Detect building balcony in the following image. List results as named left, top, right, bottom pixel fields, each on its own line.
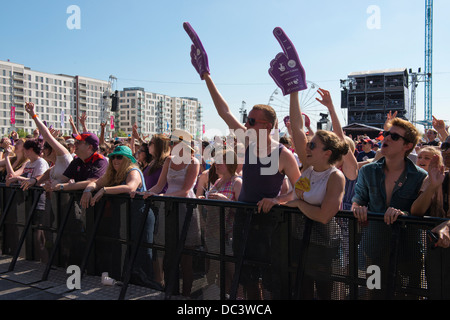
left=12, top=73, right=24, bottom=80
left=12, top=81, right=24, bottom=88
left=14, top=112, right=25, bottom=120
left=14, top=98, right=25, bottom=105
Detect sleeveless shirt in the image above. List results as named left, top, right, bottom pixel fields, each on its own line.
left=238, top=142, right=285, bottom=203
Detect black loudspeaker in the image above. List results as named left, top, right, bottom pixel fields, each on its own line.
left=341, top=89, right=348, bottom=108
left=111, top=90, right=119, bottom=112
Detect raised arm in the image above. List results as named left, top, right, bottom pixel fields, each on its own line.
left=25, top=102, right=69, bottom=157
left=99, top=121, right=107, bottom=145
left=316, top=89, right=358, bottom=180
left=203, top=74, right=245, bottom=132
left=79, top=112, right=88, bottom=133
left=69, top=115, right=79, bottom=136
left=289, top=91, right=309, bottom=168
left=410, top=155, right=444, bottom=216
left=432, top=115, right=448, bottom=142
left=268, top=27, right=309, bottom=168
left=183, top=22, right=245, bottom=133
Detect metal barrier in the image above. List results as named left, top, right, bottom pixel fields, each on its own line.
left=0, top=183, right=449, bottom=300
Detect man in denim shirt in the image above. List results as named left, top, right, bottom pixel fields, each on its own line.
left=352, top=118, right=427, bottom=221
left=351, top=117, right=427, bottom=298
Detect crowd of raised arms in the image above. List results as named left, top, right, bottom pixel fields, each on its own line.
left=0, top=23, right=448, bottom=300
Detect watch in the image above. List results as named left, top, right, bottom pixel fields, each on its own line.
left=59, top=184, right=64, bottom=191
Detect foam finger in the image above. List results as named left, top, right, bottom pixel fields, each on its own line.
left=273, top=27, right=298, bottom=60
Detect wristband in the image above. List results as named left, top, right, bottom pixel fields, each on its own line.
left=32, top=114, right=38, bottom=119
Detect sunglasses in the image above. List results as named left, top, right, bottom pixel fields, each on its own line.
left=441, top=142, right=450, bottom=152
left=246, top=117, right=270, bottom=127
left=111, top=155, right=124, bottom=160
left=383, top=131, right=408, bottom=142
left=307, top=141, right=318, bottom=150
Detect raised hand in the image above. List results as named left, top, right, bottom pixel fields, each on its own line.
left=432, top=115, right=446, bottom=132
left=384, top=110, right=398, bottom=131
left=25, top=102, right=35, bottom=116
left=79, top=112, right=87, bottom=125
left=183, top=22, right=210, bottom=80
left=316, top=88, right=334, bottom=109
left=269, top=27, right=307, bottom=95
left=428, top=154, right=445, bottom=189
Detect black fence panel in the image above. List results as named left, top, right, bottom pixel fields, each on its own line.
left=0, top=184, right=448, bottom=300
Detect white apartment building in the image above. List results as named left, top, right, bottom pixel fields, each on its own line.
left=0, top=60, right=111, bottom=137
left=118, top=87, right=203, bottom=139
left=0, top=60, right=203, bottom=140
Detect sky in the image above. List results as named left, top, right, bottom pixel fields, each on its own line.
left=1, top=0, right=449, bottom=138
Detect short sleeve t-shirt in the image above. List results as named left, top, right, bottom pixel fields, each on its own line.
left=50, top=153, right=73, bottom=186
left=63, top=152, right=108, bottom=182
left=22, top=157, right=50, bottom=211
left=22, top=157, right=49, bottom=179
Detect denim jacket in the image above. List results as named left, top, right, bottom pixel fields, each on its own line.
left=352, top=157, right=427, bottom=213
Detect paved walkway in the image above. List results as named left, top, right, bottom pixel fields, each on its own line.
left=0, top=254, right=169, bottom=300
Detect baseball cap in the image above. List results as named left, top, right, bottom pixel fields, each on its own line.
left=66, top=138, right=75, bottom=145
left=108, top=145, right=137, bottom=163
left=363, top=138, right=374, bottom=146
left=72, top=132, right=99, bottom=151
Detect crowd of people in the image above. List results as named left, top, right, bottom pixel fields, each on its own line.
left=0, top=24, right=449, bottom=300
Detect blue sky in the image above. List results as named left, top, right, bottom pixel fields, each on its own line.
left=1, top=0, right=449, bottom=137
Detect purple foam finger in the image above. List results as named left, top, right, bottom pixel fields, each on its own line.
left=183, top=22, right=210, bottom=79
left=268, top=27, right=307, bottom=95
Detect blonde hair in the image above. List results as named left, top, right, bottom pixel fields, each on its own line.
left=344, top=136, right=356, bottom=153
left=103, top=157, right=137, bottom=187
left=418, top=146, right=443, bottom=167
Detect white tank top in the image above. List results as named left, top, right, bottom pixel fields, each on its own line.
left=295, top=166, right=338, bottom=206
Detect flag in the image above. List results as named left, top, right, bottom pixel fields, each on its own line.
left=10, top=106, right=15, bottom=125
left=61, top=110, right=65, bottom=128
left=110, top=116, right=114, bottom=130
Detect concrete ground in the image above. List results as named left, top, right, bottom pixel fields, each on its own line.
left=0, top=254, right=169, bottom=300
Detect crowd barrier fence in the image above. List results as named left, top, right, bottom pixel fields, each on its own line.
left=0, top=184, right=449, bottom=300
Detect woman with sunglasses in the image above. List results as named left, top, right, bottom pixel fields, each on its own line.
left=143, top=129, right=201, bottom=297
left=284, top=89, right=348, bottom=300
left=81, top=145, right=155, bottom=286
